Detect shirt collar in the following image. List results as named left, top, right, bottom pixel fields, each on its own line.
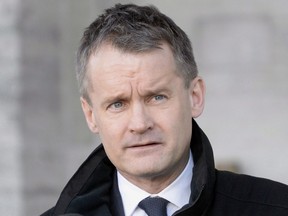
left=118, top=151, right=193, bottom=216
left=117, top=172, right=150, bottom=216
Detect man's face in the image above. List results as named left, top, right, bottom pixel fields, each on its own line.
left=81, top=43, right=205, bottom=189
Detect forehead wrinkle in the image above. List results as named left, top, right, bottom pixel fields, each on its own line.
left=91, top=58, right=138, bottom=87
left=136, top=67, right=179, bottom=97
left=88, top=44, right=141, bottom=82
left=105, top=77, right=133, bottom=96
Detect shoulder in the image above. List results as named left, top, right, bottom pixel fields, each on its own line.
left=214, top=170, right=288, bottom=210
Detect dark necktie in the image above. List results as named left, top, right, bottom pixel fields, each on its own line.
left=138, top=196, right=169, bottom=216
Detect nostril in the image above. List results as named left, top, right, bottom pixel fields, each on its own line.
left=129, top=122, right=153, bottom=134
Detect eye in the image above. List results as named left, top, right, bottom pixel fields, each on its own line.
left=154, top=95, right=165, bottom=101
left=108, top=101, right=124, bottom=111
left=149, top=94, right=167, bottom=104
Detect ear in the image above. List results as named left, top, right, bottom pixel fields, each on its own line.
left=189, top=76, right=206, bottom=118
left=80, top=97, right=99, bottom=133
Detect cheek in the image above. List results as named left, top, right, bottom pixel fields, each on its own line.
left=96, top=116, right=127, bottom=148
left=99, top=129, right=122, bottom=163
left=168, top=100, right=192, bottom=139
left=95, top=110, right=126, bottom=134
left=98, top=126, right=121, bottom=146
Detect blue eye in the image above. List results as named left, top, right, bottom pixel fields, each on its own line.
left=112, top=102, right=123, bottom=108
left=154, top=95, right=165, bottom=100
left=108, top=101, right=124, bottom=111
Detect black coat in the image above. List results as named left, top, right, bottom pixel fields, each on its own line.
left=41, top=120, right=288, bottom=215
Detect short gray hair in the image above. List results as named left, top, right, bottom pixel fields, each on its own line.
left=76, top=3, right=198, bottom=104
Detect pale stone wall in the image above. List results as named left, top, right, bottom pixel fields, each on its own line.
left=0, top=0, right=22, bottom=215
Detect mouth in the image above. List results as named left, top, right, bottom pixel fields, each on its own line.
left=128, top=142, right=162, bottom=149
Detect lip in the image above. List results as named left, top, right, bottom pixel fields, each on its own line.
left=128, top=142, right=162, bottom=149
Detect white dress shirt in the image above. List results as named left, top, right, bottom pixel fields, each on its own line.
left=117, top=151, right=193, bottom=216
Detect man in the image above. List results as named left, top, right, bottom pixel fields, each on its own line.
left=42, top=3, right=288, bottom=216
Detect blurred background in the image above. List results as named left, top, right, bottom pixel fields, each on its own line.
left=1, top=0, right=288, bottom=215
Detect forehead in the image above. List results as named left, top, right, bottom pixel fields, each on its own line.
left=86, top=43, right=178, bottom=85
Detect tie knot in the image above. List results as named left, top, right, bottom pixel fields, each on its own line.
left=138, top=196, right=169, bottom=216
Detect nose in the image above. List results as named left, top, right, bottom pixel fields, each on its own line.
left=128, top=102, right=154, bottom=134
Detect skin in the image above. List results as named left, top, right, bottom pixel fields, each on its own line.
left=81, top=43, right=205, bottom=194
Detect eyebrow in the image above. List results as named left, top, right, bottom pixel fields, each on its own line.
left=100, top=93, right=130, bottom=108
left=139, top=77, right=175, bottom=95
left=139, top=87, right=172, bottom=97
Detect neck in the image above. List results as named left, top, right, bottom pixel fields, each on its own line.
left=118, top=151, right=190, bottom=194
